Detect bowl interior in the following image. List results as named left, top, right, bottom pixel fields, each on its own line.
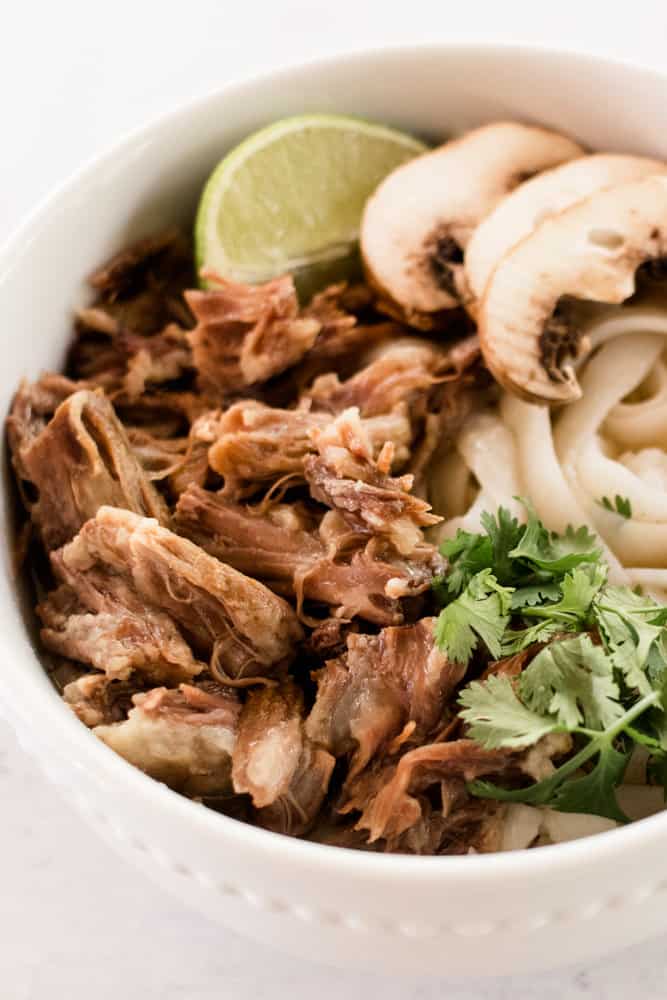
left=4, top=42, right=667, bottom=860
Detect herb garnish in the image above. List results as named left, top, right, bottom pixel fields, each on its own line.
left=434, top=503, right=667, bottom=821
left=599, top=494, right=633, bottom=518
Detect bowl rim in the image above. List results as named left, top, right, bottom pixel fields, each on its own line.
left=4, top=38, right=667, bottom=882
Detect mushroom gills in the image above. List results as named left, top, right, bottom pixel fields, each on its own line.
left=479, top=174, right=667, bottom=403
left=360, top=121, right=585, bottom=330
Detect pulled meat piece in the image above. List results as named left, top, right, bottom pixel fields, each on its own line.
left=207, top=400, right=411, bottom=499
left=89, top=230, right=185, bottom=296
left=305, top=619, right=465, bottom=780
left=69, top=322, right=192, bottom=399
left=342, top=734, right=571, bottom=848
left=185, top=271, right=320, bottom=399
left=40, top=583, right=204, bottom=684
left=304, top=338, right=445, bottom=417
left=175, top=487, right=441, bottom=625
left=83, top=228, right=193, bottom=336
left=277, top=321, right=400, bottom=402
left=207, top=401, right=321, bottom=497
left=44, top=506, right=303, bottom=682
left=126, top=429, right=188, bottom=479
left=175, top=489, right=323, bottom=591
left=115, top=389, right=209, bottom=439
left=393, top=798, right=506, bottom=855
left=7, top=387, right=169, bottom=549
left=122, top=325, right=192, bottom=399
left=342, top=741, right=513, bottom=843
left=95, top=682, right=240, bottom=796
left=186, top=275, right=391, bottom=405
left=232, top=680, right=334, bottom=835
left=63, top=672, right=144, bottom=727
left=163, top=410, right=221, bottom=497
left=302, top=336, right=487, bottom=499
left=305, top=407, right=441, bottom=555
left=301, top=618, right=357, bottom=661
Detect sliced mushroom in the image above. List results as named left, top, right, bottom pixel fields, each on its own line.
left=479, top=174, right=667, bottom=403
left=360, top=122, right=584, bottom=329
left=466, top=153, right=667, bottom=302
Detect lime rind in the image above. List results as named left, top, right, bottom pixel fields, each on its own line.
left=194, top=113, right=426, bottom=297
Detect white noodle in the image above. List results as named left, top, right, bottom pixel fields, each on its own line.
left=438, top=307, right=667, bottom=585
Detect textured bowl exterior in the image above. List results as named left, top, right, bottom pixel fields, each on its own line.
left=3, top=44, right=667, bottom=976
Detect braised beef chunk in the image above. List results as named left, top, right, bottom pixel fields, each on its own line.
left=341, top=735, right=570, bottom=850
left=304, top=338, right=443, bottom=416
left=83, top=228, right=193, bottom=336
left=207, top=401, right=326, bottom=497
left=206, top=399, right=412, bottom=500
left=39, top=581, right=204, bottom=685
left=304, top=407, right=441, bottom=555
left=8, top=388, right=169, bottom=549
left=306, top=619, right=465, bottom=780
left=95, top=682, right=240, bottom=796
left=125, top=326, right=192, bottom=397
left=63, top=672, right=146, bottom=727
left=232, top=680, right=335, bottom=835
left=9, top=228, right=516, bottom=855
left=43, top=506, right=302, bottom=682
left=175, top=487, right=441, bottom=624
left=185, top=272, right=321, bottom=399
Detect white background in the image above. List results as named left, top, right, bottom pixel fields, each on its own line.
left=3, top=2, right=667, bottom=996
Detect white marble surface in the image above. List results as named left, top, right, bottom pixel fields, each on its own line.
left=4, top=2, right=667, bottom=995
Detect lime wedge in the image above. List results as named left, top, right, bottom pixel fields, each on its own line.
left=194, top=113, right=427, bottom=299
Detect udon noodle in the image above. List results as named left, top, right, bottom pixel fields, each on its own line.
left=433, top=307, right=667, bottom=602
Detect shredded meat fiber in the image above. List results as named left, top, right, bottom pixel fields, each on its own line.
left=9, top=230, right=512, bottom=854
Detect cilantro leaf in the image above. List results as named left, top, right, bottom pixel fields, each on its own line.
left=595, top=586, right=667, bottom=695
left=469, top=740, right=630, bottom=821
left=434, top=502, right=667, bottom=825
left=510, top=582, right=561, bottom=609
left=599, top=495, right=632, bottom=519
left=469, top=686, right=661, bottom=819
left=458, top=674, right=558, bottom=749
left=548, top=744, right=630, bottom=822
left=595, top=605, right=653, bottom=696
left=434, top=569, right=513, bottom=663
left=519, top=564, right=607, bottom=627
left=501, top=620, right=560, bottom=655
left=509, top=502, right=600, bottom=575
left=520, top=635, right=623, bottom=731
left=438, top=530, right=492, bottom=597
left=479, top=507, right=524, bottom=584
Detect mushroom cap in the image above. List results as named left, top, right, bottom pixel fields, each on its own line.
left=479, top=174, right=667, bottom=404
left=360, top=122, right=584, bottom=330
left=466, top=153, right=667, bottom=302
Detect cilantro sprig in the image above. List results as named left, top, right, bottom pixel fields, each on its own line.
left=434, top=503, right=667, bottom=822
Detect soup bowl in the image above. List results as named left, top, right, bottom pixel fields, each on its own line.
left=3, top=43, right=667, bottom=977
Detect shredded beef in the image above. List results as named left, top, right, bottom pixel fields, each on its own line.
left=185, top=271, right=321, bottom=399
left=305, top=619, right=465, bottom=780
left=42, top=506, right=302, bottom=682
left=8, top=388, right=169, bottom=549
left=341, top=734, right=570, bottom=848
left=232, top=680, right=334, bottom=835
left=304, top=407, right=441, bottom=554
left=95, top=682, right=240, bottom=796
left=82, top=228, right=193, bottom=336
left=63, top=672, right=145, bottom=727
left=8, top=229, right=526, bottom=856
left=207, top=399, right=412, bottom=499
left=175, top=486, right=441, bottom=624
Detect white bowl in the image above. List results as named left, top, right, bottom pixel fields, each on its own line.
left=3, top=43, right=667, bottom=978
